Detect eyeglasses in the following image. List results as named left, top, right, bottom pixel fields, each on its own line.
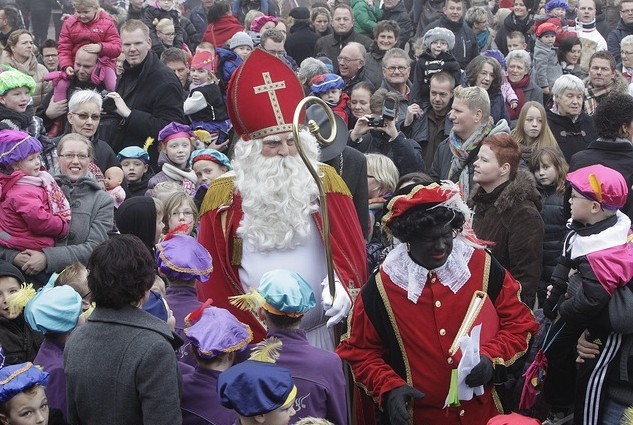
left=337, top=56, right=362, bottom=64
left=71, top=112, right=101, bottom=121
left=384, top=65, right=408, bottom=73
left=81, top=290, right=91, bottom=301
left=59, top=153, right=90, bottom=160
left=159, top=31, right=176, bottom=37
left=622, top=50, right=633, bottom=56
left=171, top=210, right=194, bottom=217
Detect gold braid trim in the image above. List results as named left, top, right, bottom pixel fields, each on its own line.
left=200, top=175, right=235, bottom=216
left=187, top=326, right=254, bottom=357
left=156, top=244, right=213, bottom=276
left=319, top=163, right=351, bottom=197
left=0, top=363, right=33, bottom=385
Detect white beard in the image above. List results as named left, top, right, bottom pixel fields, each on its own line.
left=234, top=131, right=321, bottom=252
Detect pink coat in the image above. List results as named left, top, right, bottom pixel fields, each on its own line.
left=58, top=10, right=122, bottom=70
left=0, top=173, right=69, bottom=251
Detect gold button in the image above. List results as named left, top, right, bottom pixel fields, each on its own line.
left=447, top=357, right=453, bottom=364
left=435, top=300, right=441, bottom=308
left=439, top=329, right=446, bottom=336
left=459, top=409, right=465, bottom=416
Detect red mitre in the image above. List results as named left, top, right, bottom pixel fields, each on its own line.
left=226, top=48, right=305, bottom=141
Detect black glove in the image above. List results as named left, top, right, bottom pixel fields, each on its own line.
left=543, top=275, right=568, bottom=320
left=385, top=385, right=425, bottom=425
left=465, top=355, right=493, bottom=387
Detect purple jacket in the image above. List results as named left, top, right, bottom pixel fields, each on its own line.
left=166, top=285, right=203, bottom=367
left=33, top=337, right=67, bottom=418
left=180, top=365, right=237, bottom=425
left=268, top=328, right=348, bottom=425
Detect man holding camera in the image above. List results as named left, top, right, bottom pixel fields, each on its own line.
left=349, top=89, right=425, bottom=175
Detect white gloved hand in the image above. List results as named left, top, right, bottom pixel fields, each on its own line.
left=321, top=276, right=352, bottom=328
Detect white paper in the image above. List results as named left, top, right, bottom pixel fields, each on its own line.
left=456, top=324, right=484, bottom=401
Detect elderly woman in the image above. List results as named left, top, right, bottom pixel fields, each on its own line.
left=558, top=34, right=587, bottom=80
left=546, top=74, right=598, bottom=162
left=619, top=35, right=633, bottom=94
left=465, top=7, right=494, bottom=51
left=364, top=20, right=400, bottom=88
left=311, top=6, right=332, bottom=37
left=465, top=55, right=512, bottom=125
left=54, top=90, right=119, bottom=178
left=568, top=93, right=633, bottom=219
left=64, top=235, right=182, bottom=424
left=505, top=49, right=543, bottom=123
left=470, top=133, right=544, bottom=308
left=0, top=133, right=114, bottom=277
left=338, top=181, right=538, bottom=424
left=297, top=57, right=328, bottom=94
left=429, top=85, right=510, bottom=200
left=0, top=29, right=51, bottom=108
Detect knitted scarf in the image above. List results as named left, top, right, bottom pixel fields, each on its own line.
left=162, top=163, right=197, bottom=196
left=16, top=171, right=71, bottom=221
left=509, top=74, right=531, bottom=120
left=584, top=78, right=614, bottom=116
left=448, top=117, right=494, bottom=199
left=475, top=29, right=490, bottom=51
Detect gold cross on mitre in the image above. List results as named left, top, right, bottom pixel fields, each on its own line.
left=253, top=72, right=286, bottom=126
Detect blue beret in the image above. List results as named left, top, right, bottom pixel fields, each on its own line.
left=0, top=362, right=48, bottom=403
left=142, top=290, right=169, bottom=322
left=190, top=148, right=232, bottom=170
left=24, top=285, right=82, bottom=334
left=219, top=361, right=296, bottom=417
left=259, top=270, right=316, bottom=317
left=117, top=146, right=150, bottom=164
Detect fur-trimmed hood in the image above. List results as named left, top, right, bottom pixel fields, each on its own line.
left=471, top=168, right=542, bottom=214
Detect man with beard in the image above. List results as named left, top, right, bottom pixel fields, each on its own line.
left=197, top=48, right=367, bottom=351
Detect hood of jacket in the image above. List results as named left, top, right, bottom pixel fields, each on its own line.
left=481, top=168, right=543, bottom=214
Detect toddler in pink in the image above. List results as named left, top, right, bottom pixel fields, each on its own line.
left=0, top=130, right=71, bottom=250
left=51, top=0, right=121, bottom=102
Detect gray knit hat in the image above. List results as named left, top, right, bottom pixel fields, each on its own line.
left=423, top=27, right=455, bottom=50
left=229, top=31, right=254, bottom=50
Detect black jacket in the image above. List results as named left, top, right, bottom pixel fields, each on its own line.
left=495, top=12, right=534, bottom=55
left=569, top=138, right=633, bottom=221
left=536, top=183, right=567, bottom=294
left=285, top=21, right=320, bottom=65
left=381, top=0, right=413, bottom=49
left=546, top=109, right=598, bottom=163
left=608, top=19, right=633, bottom=64
left=314, top=29, right=372, bottom=73
left=352, top=129, right=425, bottom=175
left=424, top=15, right=479, bottom=69
left=112, top=52, right=185, bottom=168
left=0, top=314, right=43, bottom=365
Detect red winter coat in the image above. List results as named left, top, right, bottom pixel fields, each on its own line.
left=58, top=10, right=122, bottom=70
left=202, top=15, right=243, bottom=48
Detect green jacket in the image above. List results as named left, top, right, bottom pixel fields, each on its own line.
left=352, top=0, right=383, bottom=37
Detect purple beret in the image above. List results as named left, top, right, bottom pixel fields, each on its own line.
left=155, top=234, right=213, bottom=282
left=158, top=122, right=193, bottom=144
left=184, top=305, right=252, bottom=359
left=0, top=129, right=42, bottom=168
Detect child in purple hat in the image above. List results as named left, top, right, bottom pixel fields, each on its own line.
left=542, top=164, right=633, bottom=421
left=157, top=231, right=212, bottom=366
left=180, top=303, right=252, bottom=425
left=145, top=122, right=198, bottom=197
left=0, top=129, right=71, bottom=255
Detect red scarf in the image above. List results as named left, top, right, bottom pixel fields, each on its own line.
left=509, top=74, right=531, bottom=120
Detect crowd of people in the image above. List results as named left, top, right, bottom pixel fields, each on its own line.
left=0, top=0, right=631, bottom=422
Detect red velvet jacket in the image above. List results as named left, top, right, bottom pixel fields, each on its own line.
left=197, top=165, right=368, bottom=341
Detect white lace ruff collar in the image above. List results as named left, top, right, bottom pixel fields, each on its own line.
left=382, top=238, right=474, bottom=303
